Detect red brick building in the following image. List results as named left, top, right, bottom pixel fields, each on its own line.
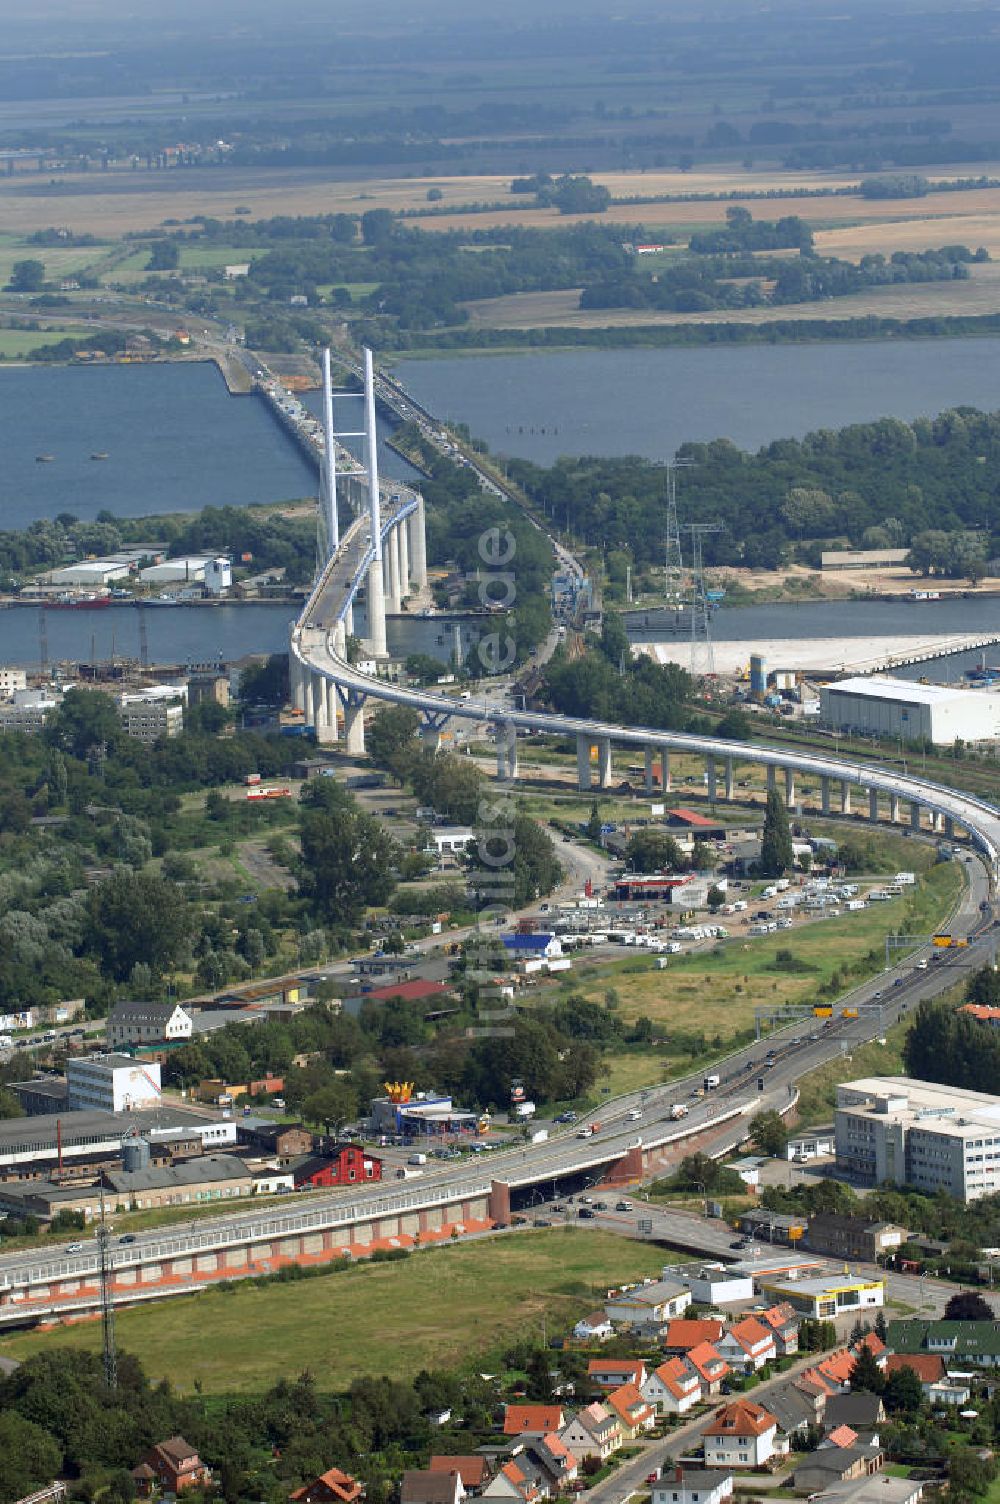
left=133, top=1437, right=210, bottom=1495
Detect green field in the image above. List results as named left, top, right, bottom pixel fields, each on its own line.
left=110, top=244, right=268, bottom=284
left=0, top=327, right=93, bottom=357
left=0, top=1229, right=667, bottom=1393
left=0, top=233, right=107, bottom=287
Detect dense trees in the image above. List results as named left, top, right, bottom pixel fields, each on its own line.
left=297, top=780, right=400, bottom=926
left=903, top=993, right=1000, bottom=1096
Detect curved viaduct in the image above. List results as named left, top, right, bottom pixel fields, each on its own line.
left=291, top=349, right=1000, bottom=882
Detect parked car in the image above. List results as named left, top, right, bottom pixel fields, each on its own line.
left=615, top=1200, right=631, bottom=1211
left=578, top=1207, right=596, bottom=1219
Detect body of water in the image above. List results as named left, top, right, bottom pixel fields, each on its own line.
left=0, top=602, right=481, bottom=671
left=394, top=339, right=1000, bottom=464
left=0, top=360, right=418, bottom=532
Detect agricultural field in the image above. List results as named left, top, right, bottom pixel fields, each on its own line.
left=0, top=326, right=93, bottom=357
left=110, top=243, right=271, bottom=285
left=0, top=1229, right=669, bottom=1392
left=0, top=231, right=108, bottom=287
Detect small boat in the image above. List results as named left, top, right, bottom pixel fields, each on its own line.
left=144, top=594, right=179, bottom=607
left=90, top=452, right=109, bottom=461
left=35, top=454, right=55, bottom=463
left=50, top=593, right=111, bottom=610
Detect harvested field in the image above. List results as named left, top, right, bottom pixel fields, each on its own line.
left=3, top=163, right=1000, bottom=236
left=461, top=260, right=1000, bottom=329
left=814, top=212, right=1000, bottom=261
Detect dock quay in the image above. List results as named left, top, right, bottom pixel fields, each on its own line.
left=638, top=632, right=1000, bottom=679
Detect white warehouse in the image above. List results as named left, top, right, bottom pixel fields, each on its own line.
left=820, top=675, right=1000, bottom=745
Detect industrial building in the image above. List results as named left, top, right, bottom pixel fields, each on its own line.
left=820, top=676, right=1000, bottom=745
left=0, top=1105, right=237, bottom=1174
left=836, top=1076, right=1000, bottom=1201
left=118, top=691, right=184, bottom=742
left=139, top=555, right=222, bottom=586
left=107, top=1001, right=193, bottom=1050
left=67, top=1054, right=162, bottom=1113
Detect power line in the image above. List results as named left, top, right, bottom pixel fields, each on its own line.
left=686, top=522, right=722, bottom=678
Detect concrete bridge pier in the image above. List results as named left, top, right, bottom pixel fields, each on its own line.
left=306, top=672, right=322, bottom=731
left=344, top=601, right=354, bottom=637
left=840, top=781, right=852, bottom=816
left=496, top=727, right=518, bottom=781
left=706, top=754, right=717, bottom=805
left=869, top=788, right=879, bottom=822
left=644, top=746, right=656, bottom=794
left=340, top=688, right=366, bottom=755
left=398, top=519, right=410, bottom=598
left=933, top=811, right=945, bottom=833
left=409, top=498, right=428, bottom=591
left=821, top=775, right=831, bottom=815
left=724, top=757, right=734, bottom=802
left=660, top=747, right=672, bottom=792
left=576, top=735, right=592, bottom=791
left=766, top=765, right=776, bottom=796
left=367, top=557, right=388, bottom=658
left=386, top=526, right=403, bottom=614
left=317, top=679, right=339, bottom=744
left=911, top=801, right=922, bottom=831
left=890, top=793, right=900, bottom=823
left=290, top=655, right=306, bottom=713
left=784, top=768, right=796, bottom=808
left=945, top=815, right=955, bottom=839
left=597, top=737, right=613, bottom=789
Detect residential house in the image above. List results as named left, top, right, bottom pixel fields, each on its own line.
left=715, top=1317, right=777, bottom=1373
left=642, top=1358, right=702, bottom=1417
left=702, top=1401, right=780, bottom=1470
left=684, top=1343, right=730, bottom=1397
left=824, top=1394, right=884, bottom=1448
left=289, top=1145, right=382, bottom=1188
left=527, top=1434, right=578, bottom=1493
left=883, top=1355, right=970, bottom=1406
left=400, top=1472, right=466, bottom=1504
left=886, top=1319, right=1000, bottom=1369
left=504, top=1405, right=566, bottom=1439
left=663, top=1318, right=724, bottom=1353
left=804, top=1215, right=906, bottom=1262
left=794, top=1449, right=883, bottom=1494
left=651, top=1468, right=734, bottom=1504
left=755, top=1304, right=800, bottom=1357
left=766, top=1377, right=825, bottom=1442
left=133, top=1437, right=211, bottom=1495
left=587, top=1358, right=647, bottom=1392
left=605, top=1278, right=692, bottom=1335
left=559, top=1402, right=621, bottom=1463
left=482, top=1458, right=546, bottom=1504
left=573, top=1311, right=613, bottom=1343
left=290, top=1469, right=364, bottom=1504
left=428, top=1460, right=492, bottom=1494
left=606, top=1382, right=656, bottom=1439
left=239, top=1121, right=314, bottom=1159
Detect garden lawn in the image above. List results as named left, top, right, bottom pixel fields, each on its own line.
left=0, top=1229, right=667, bottom=1393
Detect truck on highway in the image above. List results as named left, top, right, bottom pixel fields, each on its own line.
left=703, top=1074, right=720, bottom=1091
left=669, top=1103, right=689, bottom=1120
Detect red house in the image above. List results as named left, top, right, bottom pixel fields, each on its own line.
left=133, top=1437, right=210, bottom=1495
left=290, top=1145, right=382, bottom=1189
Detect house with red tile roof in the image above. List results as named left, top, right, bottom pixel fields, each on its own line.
left=559, top=1402, right=622, bottom=1463
left=504, top=1405, right=566, bottom=1438
left=133, top=1438, right=210, bottom=1495
left=683, top=1342, right=730, bottom=1396
left=528, top=1434, right=578, bottom=1492
left=642, top=1358, right=702, bottom=1417
left=663, top=1318, right=724, bottom=1353
left=587, top=1358, right=647, bottom=1392
left=429, top=1459, right=492, bottom=1493
left=290, top=1468, right=364, bottom=1504
left=573, top=1311, right=614, bottom=1343
left=825, top=1425, right=860, bottom=1449
left=481, top=1460, right=545, bottom=1504
left=884, top=1353, right=946, bottom=1389
left=756, top=1305, right=800, bottom=1357
left=856, top=1333, right=887, bottom=1363
left=606, top=1382, right=656, bottom=1439
left=715, top=1317, right=777, bottom=1373
left=703, top=1401, right=781, bottom=1470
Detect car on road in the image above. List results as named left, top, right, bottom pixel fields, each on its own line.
left=615, top=1200, right=632, bottom=1211
left=593, top=1200, right=608, bottom=1211
left=894, top=977, right=905, bottom=987
left=67, top=1242, right=84, bottom=1253
left=578, top=1207, right=596, bottom=1219
left=580, top=1195, right=594, bottom=1204
left=119, top=1234, right=136, bottom=1245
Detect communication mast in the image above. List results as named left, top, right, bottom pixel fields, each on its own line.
left=97, top=1188, right=117, bottom=1389
left=686, top=522, right=723, bottom=678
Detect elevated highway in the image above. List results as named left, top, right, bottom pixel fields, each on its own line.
left=1, top=347, right=997, bottom=1327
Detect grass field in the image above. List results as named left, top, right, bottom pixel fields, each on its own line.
left=0, top=327, right=92, bottom=356
left=0, top=233, right=107, bottom=286
left=0, top=1229, right=667, bottom=1393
